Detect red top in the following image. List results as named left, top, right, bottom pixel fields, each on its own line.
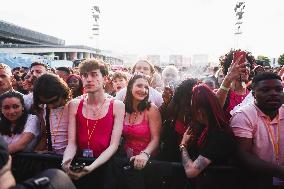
left=76, top=99, right=114, bottom=158
left=226, top=90, right=249, bottom=113
left=175, top=120, right=188, bottom=143
left=123, top=111, right=151, bottom=156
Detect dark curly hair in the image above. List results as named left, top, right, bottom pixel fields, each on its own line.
left=124, top=74, right=151, bottom=114
left=219, top=49, right=256, bottom=76
left=170, top=78, right=198, bottom=122
left=0, top=90, right=28, bottom=136
left=66, top=74, right=83, bottom=98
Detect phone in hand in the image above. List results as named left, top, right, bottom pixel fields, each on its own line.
left=123, top=159, right=134, bottom=171
left=233, top=51, right=246, bottom=65
left=70, top=162, right=86, bottom=172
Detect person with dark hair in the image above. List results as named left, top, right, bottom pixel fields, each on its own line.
left=179, top=84, right=235, bottom=182
left=116, top=60, right=163, bottom=107
left=231, top=72, right=284, bottom=186
left=0, top=91, right=39, bottom=153
left=12, top=68, right=27, bottom=94
left=12, top=67, right=21, bottom=75
left=123, top=74, right=161, bottom=167
left=66, top=74, right=83, bottom=98
left=62, top=59, right=124, bottom=188
left=216, top=50, right=255, bottom=114
left=158, top=78, right=198, bottom=162
left=30, top=62, right=48, bottom=79
left=252, top=65, right=265, bottom=76
left=117, top=74, right=161, bottom=189
left=33, top=74, right=71, bottom=154
left=23, top=61, right=48, bottom=111
left=22, top=71, right=33, bottom=94
left=56, top=67, right=71, bottom=82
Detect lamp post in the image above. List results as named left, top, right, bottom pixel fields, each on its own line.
left=234, top=2, right=245, bottom=49
left=90, top=1, right=100, bottom=53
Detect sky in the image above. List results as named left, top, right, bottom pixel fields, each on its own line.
left=0, top=0, right=283, bottom=62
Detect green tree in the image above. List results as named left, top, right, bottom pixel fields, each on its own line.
left=256, top=55, right=271, bottom=66
left=278, top=54, right=284, bottom=66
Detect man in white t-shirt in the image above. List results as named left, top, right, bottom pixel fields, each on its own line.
left=23, top=61, right=48, bottom=111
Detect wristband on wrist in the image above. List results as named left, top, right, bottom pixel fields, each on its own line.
left=60, top=162, right=65, bottom=169
left=140, top=151, right=151, bottom=159
left=220, top=85, right=229, bottom=92
left=179, top=144, right=187, bottom=152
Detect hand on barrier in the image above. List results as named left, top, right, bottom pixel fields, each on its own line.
left=130, top=152, right=149, bottom=170
left=61, top=159, right=72, bottom=173
left=67, top=165, right=92, bottom=180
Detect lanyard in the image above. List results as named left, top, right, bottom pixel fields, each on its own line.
left=50, top=106, right=65, bottom=144
left=262, top=114, right=280, bottom=164
left=85, top=98, right=106, bottom=148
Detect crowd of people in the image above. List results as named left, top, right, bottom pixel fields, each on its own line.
left=0, top=49, right=284, bottom=189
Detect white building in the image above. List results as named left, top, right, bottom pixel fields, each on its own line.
left=192, top=54, right=209, bottom=67
left=147, top=55, right=161, bottom=66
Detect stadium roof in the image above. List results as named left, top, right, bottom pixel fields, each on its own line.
left=0, top=20, right=65, bottom=45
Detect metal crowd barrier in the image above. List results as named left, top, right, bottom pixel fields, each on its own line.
left=11, top=152, right=273, bottom=189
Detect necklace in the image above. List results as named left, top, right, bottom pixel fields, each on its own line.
left=85, top=98, right=106, bottom=148
left=50, top=106, right=65, bottom=144
left=87, top=98, right=107, bottom=116
left=128, top=112, right=140, bottom=125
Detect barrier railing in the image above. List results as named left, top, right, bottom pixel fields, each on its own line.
left=11, top=152, right=273, bottom=189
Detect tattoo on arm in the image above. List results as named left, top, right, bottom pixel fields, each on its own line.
left=193, top=156, right=209, bottom=170
left=181, top=148, right=193, bottom=167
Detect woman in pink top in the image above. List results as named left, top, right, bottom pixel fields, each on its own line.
left=123, top=74, right=161, bottom=170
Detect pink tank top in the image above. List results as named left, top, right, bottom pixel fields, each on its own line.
left=123, top=111, right=151, bottom=156
left=76, top=99, right=114, bottom=158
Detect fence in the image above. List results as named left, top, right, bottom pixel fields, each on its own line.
left=11, top=152, right=273, bottom=189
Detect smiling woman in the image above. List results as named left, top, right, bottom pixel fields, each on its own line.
left=120, top=74, right=162, bottom=189
left=0, top=91, right=39, bottom=154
